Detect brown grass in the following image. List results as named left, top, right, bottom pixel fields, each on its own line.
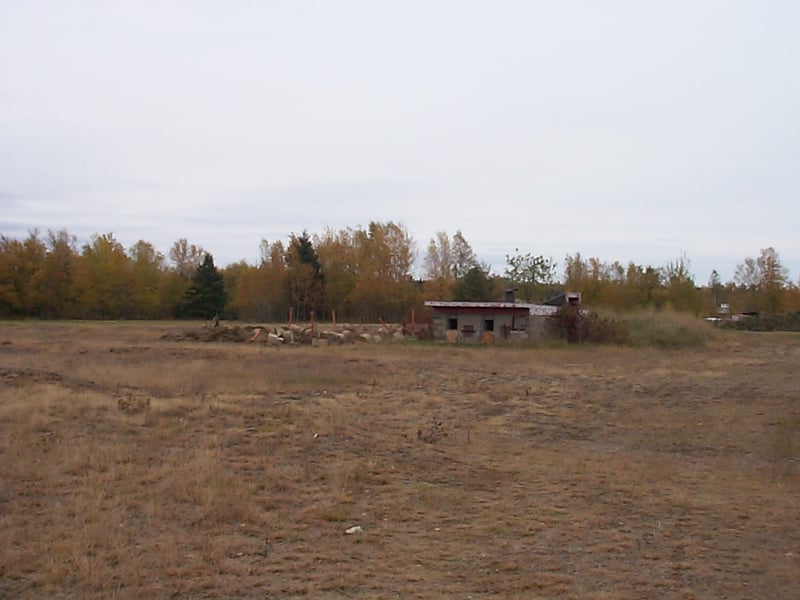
left=1, top=322, right=799, bottom=598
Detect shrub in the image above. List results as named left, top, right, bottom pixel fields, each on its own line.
left=722, top=312, right=800, bottom=332
left=549, top=305, right=628, bottom=345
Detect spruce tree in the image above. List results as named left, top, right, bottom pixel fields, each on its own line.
left=453, top=266, right=494, bottom=301
left=182, top=253, right=226, bottom=318
left=286, top=231, right=324, bottom=319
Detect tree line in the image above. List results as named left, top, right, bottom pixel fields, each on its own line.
left=1, top=225, right=798, bottom=321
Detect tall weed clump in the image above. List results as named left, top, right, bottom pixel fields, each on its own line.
left=621, top=309, right=713, bottom=348
left=550, top=306, right=713, bottom=348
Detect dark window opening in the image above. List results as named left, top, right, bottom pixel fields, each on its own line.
left=484, top=319, right=494, bottom=332
left=448, top=318, right=458, bottom=330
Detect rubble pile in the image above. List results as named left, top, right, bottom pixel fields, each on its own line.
left=168, top=323, right=415, bottom=345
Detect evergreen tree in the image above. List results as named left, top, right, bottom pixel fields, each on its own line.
left=286, top=231, right=324, bottom=320
left=453, top=266, right=495, bottom=301
left=182, top=254, right=226, bottom=318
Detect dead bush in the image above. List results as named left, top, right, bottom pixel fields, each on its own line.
left=549, top=305, right=628, bottom=344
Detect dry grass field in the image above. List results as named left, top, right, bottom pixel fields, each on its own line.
left=1, top=321, right=799, bottom=599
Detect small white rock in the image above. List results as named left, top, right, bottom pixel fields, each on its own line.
left=345, top=525, right=363, bottom=535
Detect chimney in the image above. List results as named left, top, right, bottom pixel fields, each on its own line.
left=504, top=288, right=517, bottom=303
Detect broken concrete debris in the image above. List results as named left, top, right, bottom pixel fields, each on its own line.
left=166, top=322, right=410, bottom=345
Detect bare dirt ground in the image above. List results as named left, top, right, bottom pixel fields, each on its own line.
left=1, top=321, right=799, bottom=599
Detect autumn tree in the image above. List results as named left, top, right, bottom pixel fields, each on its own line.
left=259, top=240, right=289, bottom=321
left=129, top=240, right=167, bottom=318
left=349, top=222, right=417, bottom=321
left=624, top=263, right=663, bottom=309
left=734, top=257, right=759, bottom=290
left=505, top=249, right=556, bottom=302
left=220, top=260, right=251, bottom=320
left=563, top=253, right=617, bottom=306
left=757, top=247, right=790, bottom=313
left=565, top=253, right=681, bottom=312
left=707, top=269, right=723, bottom=313
left=79, top=233, right=132, bottom=318
left=662, top=253, right=701, bottom=313
left=451, top=231, right=479, bottom=280
left=221, top=239, right=290, bottom=322
left=35, top=230, right=80, bottom=318
left=424, top=231, right=452, bottom=281
left=0, top=231, right=46, bottom=316
left=423, top=231, right=454, bottom=300
left=162, top=238, right=207, bottom=316
left=0, top=237, right=16, bottom=315
left=734, top=247, right=790, bottom=313
left=315, top=228, right=357, bottom=319
left=169, top=238, right=206, bottom=279
left=423, top=230, right=479, bottom=301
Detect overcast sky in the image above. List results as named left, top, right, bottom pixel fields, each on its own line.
left=2, top=1, right=799, bottom=283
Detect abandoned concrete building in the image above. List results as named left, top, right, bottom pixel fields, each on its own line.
left=424, top=292, right=581, bottom=343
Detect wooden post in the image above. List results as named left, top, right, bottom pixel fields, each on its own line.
left=332, top=310, right=337, bottom=329
left=379, top=318, right=393, bottom=335
left=310, top=310, right=315, bottom=336
left=288, top=307, right=293, bottom=327
left=411, top=309, right=416, bottom=335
